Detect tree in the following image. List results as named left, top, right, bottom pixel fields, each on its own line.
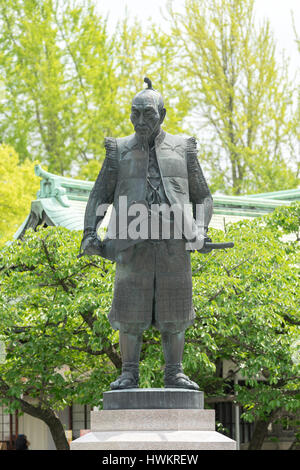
left=0, top=1, right=192, bottom=181
left=188, top=202, right=300, bottom=448
left=0, top=226, right=119, bottom=449
left=0, top=0, right=121, bottom=175
left=166, top=0, right=299, bottom=194
left=75, top=14, right=194, bottom=180
left=113, top=14, right=192, bottom=137
left=0, top=205, right=299, bottom=449
left=0, top=143, right=39, bottom=246
left=291, top=14, right=300, bottom=182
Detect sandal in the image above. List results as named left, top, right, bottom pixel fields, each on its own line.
left=164, top=364, right=199, bottom=390
left=110, top=363, right=139, bottom=390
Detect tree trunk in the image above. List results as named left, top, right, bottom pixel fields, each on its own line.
left=1, top=378, right=69, bottom=449
left=43, top=411, right=70, bottom=450
left=289, top=439, right=300, bottom=450
left=248, top=418, right=271, bottom=450
left=17, top=395, right=69, bottom=450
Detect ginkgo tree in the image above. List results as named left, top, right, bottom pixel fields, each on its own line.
left=0, top=0, right=192, bottom=181
left=0, top=144, right=39, bottom=246
left=165, top=0, right=299, bottom=194
left=0, top=0, right=121, bottom=175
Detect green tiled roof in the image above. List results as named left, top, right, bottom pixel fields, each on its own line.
left=244, top=188, right=300, bottom=201
left=15, top=164, right=299, bottom=238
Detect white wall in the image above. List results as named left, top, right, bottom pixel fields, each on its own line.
left=18, top=413, right=56, bottom=450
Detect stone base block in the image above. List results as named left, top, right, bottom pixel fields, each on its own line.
left=70, top=429, right=236, bottom=450
left=70, top=408, right=236, bottom=450
left=91, top=409, right=215, bottom=432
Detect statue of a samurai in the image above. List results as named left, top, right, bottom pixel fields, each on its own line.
left=80, top=78, right=213, bottom=391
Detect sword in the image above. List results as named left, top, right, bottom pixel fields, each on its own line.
left=191, top=238, right=234, bottom=253
left=78, top=236, right=234, bottom=260
left=204, top=241, right=234, bottom=250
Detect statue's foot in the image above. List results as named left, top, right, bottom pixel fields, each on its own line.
left=165, top=372, right=199, bottom=390
left=110, top=362, right=139, bottom=390
left=110, top=372, right=139, bottom=390
left=164, top=364, right=199, bottom=390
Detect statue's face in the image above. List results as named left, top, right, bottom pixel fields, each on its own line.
left=130, top=92, right=165, bottom=140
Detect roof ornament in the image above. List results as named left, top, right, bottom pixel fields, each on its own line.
left=35, top=164, right=70, bottom=207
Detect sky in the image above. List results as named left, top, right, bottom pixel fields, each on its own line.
left=96, top=0, right=300, bottom=76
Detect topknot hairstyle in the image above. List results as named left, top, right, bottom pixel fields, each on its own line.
left=144, top=77, right=153, bottom=90
left=131, top=77, right=164, bottom=112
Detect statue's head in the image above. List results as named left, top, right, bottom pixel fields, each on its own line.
left=130, top=78, right=166, bottom=141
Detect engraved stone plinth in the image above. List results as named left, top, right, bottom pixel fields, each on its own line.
left=70, top=389, right=236, bottom=450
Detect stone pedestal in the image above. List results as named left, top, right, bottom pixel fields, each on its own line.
left=70, top=389, right=236, bottom=450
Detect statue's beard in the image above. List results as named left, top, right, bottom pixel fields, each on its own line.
left=136, top=122, right=160, bottom=150
left=140, top=134, right=149, bottom=152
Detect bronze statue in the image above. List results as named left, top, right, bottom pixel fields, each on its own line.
left=80, top=78, right=232, bottom=390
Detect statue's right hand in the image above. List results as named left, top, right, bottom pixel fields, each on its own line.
left=78, top=230, right=103, bottom=257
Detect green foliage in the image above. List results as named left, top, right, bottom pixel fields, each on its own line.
left=0, top=0, right=299, bottom=191
left=166, top=0, right=299, bottom=194
left=0, top=0, right=299, bottom=442
left=0, top=0, right=192, bottom=180
left=0, top=0, right=124, bottom=175
left=0, top=144, right=40, bottom=246
left=266, top=202, right=300, bottom=241
left=189, top=202, right=300, bottom=421
left=0, top=226, right=118, bottom=412
left=113, top=15, right=192, bottom=138
left=0, top=205, right=299, bottom=433
left=0, top=203, right=300, bottom=426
